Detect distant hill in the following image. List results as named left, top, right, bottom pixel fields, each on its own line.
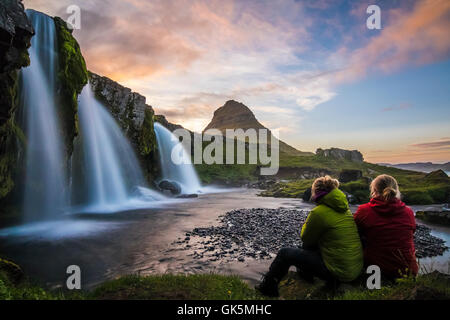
left=203, top=100, right=312, bottom=156
left=379, top=162, right=450, bottom=173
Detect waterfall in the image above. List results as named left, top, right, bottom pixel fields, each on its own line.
left=21, top=10, right=67, bottom=222
left=154, top=123, right=201, bottom=194
left=72, top=84, right=164, bottom=212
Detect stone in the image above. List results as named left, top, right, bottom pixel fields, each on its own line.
left=158, top=180, right=182, bottom=195
left=180, top=207, right=447, bottom=264
left=176, top=193, right=198, bottom=199
left=0, top=257, right=23, bottom=284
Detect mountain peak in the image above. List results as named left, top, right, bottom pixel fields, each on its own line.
left=203, top=100, right=310, bottom=156
left=204, top=100, right=262, bottom=132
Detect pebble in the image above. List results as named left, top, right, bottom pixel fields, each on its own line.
left=176, top=208, right=448, bottom=263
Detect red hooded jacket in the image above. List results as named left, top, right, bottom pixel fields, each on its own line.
left=354, top=198, right=418, bottom=278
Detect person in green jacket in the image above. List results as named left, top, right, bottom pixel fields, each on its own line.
left=256, top=176, right=363, bottom=297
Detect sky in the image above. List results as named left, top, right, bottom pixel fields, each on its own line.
left=23, top=0, right=450, bottom=163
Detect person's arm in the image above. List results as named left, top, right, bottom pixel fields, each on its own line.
left=300, top=209, right=325, bottom=248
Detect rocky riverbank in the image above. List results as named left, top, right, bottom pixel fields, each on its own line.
left=174, top=208, right=448, bottom=264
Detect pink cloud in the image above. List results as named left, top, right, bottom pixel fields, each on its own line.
left=333, top=0, right=450, bottom=84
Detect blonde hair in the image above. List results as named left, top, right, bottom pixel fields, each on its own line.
left=370, top=174, right=400, bottom=202
left=311, top=175, right=339, bottom=199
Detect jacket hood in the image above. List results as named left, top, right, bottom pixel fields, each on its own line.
left=369, top=197, right=406, bottom=215
left=318, top=188, right=349, bottom=213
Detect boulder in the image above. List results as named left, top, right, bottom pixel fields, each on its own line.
left=302, top=187, right=312, bottom=202
left=158, top=180, right=182, bottom=195
left=339, top=169, right=363, bottom=183
left=0, top=257, right=23, bottom=284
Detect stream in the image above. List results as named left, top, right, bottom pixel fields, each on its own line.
left=0, top=189, right=448, bottom=289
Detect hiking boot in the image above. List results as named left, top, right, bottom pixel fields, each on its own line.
left=255, top=274, right=279, bottom=297
left=296, top=269, right=315, bottom=284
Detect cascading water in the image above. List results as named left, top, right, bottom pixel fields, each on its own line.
left=21, top=10, right=67, bottom=222
left=72, top=84, right=164, bottom=212
left=154, top=122, right=202, bottom=194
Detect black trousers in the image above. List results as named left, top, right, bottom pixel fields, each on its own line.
left=267, top=247, right=334, bottom=283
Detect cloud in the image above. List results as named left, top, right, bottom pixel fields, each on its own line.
left=332, top=0, right=450, bottom=84
left=23, top=0, right=450, bottom=131
left=410, top=139, right=450, bottom=149
left=382, top=102, right=412, bottom=112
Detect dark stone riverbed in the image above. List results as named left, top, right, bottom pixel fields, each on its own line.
left=176, top=208, right=448, bottom=264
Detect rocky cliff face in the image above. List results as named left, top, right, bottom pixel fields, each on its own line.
left=0, top=0, right=34, bottom=75
left=316, top=147, right=364, bottom=163
left=89, top=72, right=158, bottom=181
left=0, top=0, right=34, bottom=201
left=154, top=114, right=184, bottom=132
left=204, top=100, right=309, bottom=156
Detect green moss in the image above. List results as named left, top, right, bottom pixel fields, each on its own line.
left=260, top=179, right=314, bottom=198
left=53, top=17, right=88, bottom=160
left=139, top=108, right=156, bottom=156
left=137, top=109, right=158, bottom=182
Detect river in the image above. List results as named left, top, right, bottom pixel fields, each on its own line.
left=0, top=189, right=448, bottom=289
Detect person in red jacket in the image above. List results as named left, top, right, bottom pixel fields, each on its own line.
left=354, top=174, right=418, bottom=279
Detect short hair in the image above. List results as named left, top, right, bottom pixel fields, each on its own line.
left=311, top=175, right=339, bottom=199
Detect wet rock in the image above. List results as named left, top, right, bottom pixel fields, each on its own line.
left=180, top=207, right=448, bottom=264
left=414, top=225, right=448, bottom=258
left=187, top=208, right=307, bottom=262
left=158, top=180, right=181, bottom=195
left=0, top=258, right=23, bottom=284
left=177, top=193, right=198, bottom=198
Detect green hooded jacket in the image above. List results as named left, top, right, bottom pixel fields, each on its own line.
left=301, top=188, right=363, bottom=282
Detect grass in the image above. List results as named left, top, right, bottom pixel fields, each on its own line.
left=90, top=274, right=261, bottom=300
left=254, top=153, right=450, bottom=205
left=195, top=163, right=258, bottom=185
left=1, top=258, right=449, bottom=300
left=260, top=179, right=314, bottom=198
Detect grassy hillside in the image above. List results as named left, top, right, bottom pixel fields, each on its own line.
left=195, top=144, right=450, bottom=205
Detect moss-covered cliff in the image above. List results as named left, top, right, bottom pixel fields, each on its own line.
left=53, top=16, right=88, bottom=161
left=0, top=0, right=34, bottom=204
